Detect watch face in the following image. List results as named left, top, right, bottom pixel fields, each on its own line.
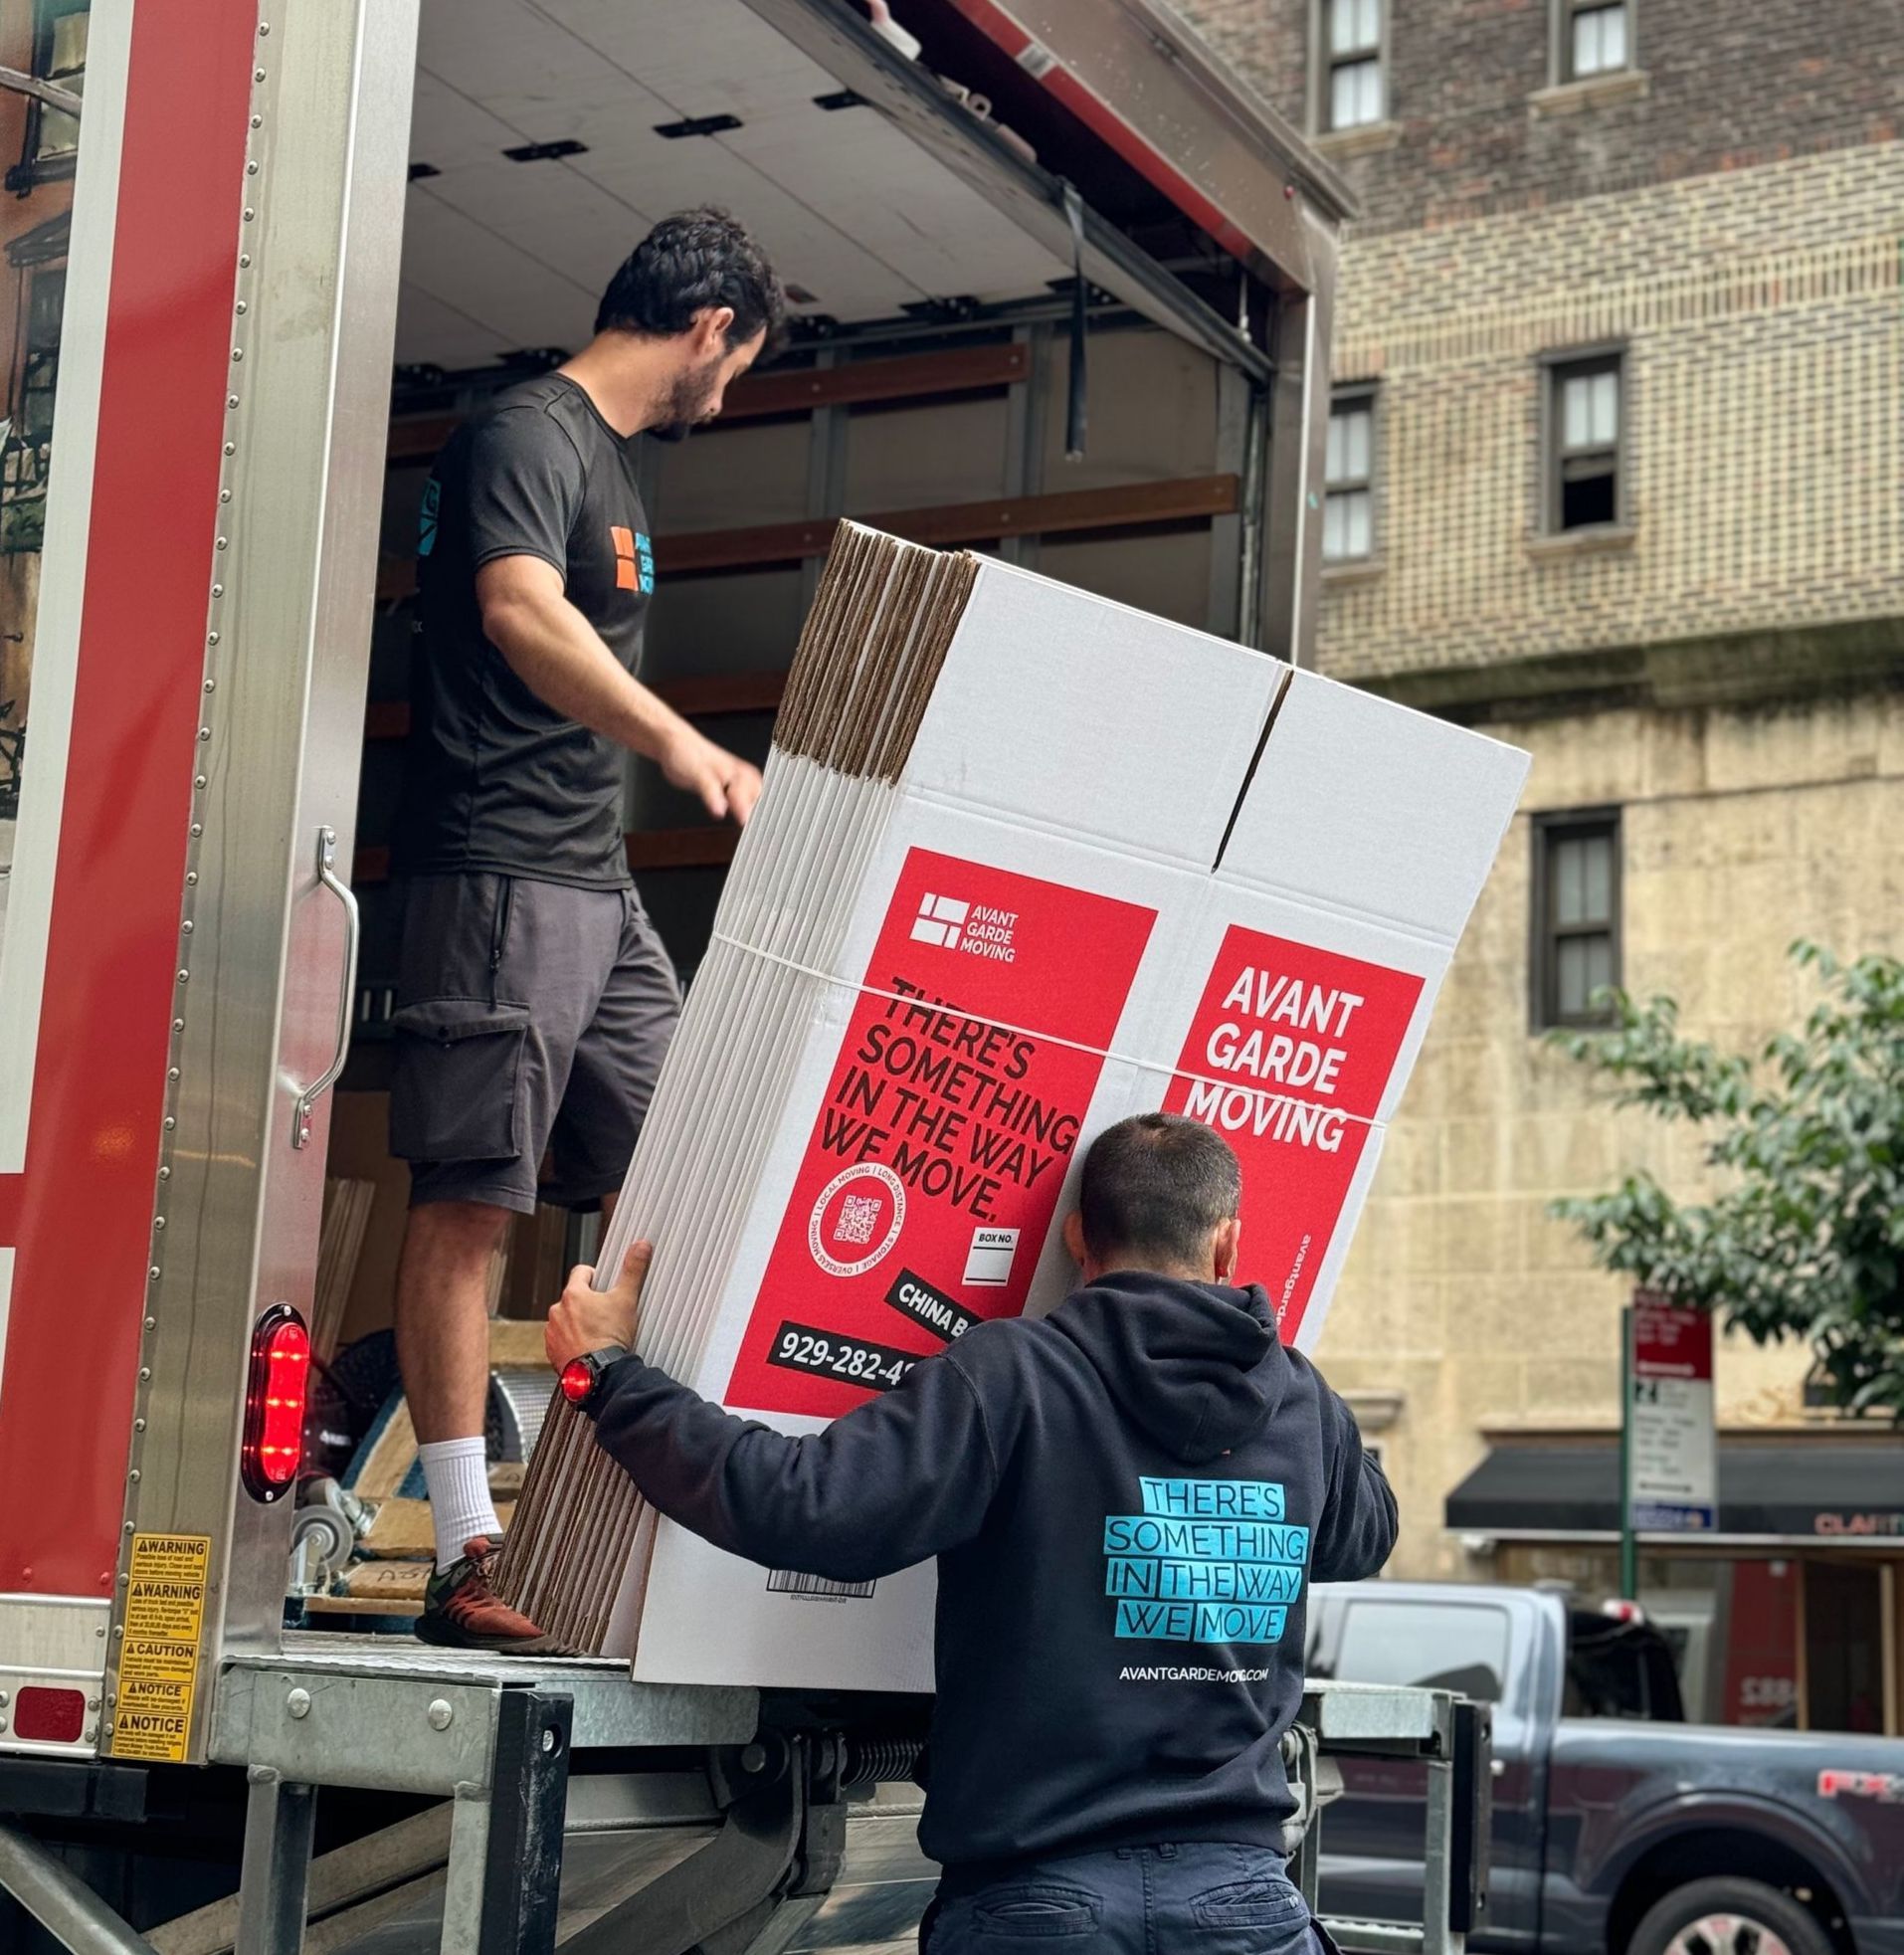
left=559, top=1355, right=599, bottom=1406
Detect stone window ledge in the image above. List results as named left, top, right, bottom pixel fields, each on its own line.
left=1341, top=1388, right=1407, bottom=1433
left=1321, top=556, right=1386, bottom=587
left=1530, top=70, right=1650, bottom=116
left=1313, top=119, right=1402, bottom=159
left=1525, top=524, right=1636, bottom=561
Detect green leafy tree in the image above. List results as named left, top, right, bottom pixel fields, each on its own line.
left=1548, top=942, right=1904, bottom=1419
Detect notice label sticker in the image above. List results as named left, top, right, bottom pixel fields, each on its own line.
left=110, top=1533, right=210, bottom=1763
left=727, top=848, right=1156, bottom=1417
left=1164, top=928, right=1422, bottom=1343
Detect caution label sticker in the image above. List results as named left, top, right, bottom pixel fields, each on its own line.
left=110, top=1533, right=210, bottom=1762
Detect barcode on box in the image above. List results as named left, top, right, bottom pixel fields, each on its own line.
left=767, top=1569, right=875, bottom=1601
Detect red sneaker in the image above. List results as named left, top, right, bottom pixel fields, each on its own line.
left=416, top=1536, right=571, bottom=1654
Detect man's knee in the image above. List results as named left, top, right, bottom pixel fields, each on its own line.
left=403, top=1199, right=514, bottom=1260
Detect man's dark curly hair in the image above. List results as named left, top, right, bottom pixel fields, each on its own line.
left=596, top=207, right=785, bottom=349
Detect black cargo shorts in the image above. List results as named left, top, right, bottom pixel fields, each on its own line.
left=389, top=873, right=682, bottom=1215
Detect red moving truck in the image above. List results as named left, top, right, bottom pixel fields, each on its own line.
left=0, top=5, right=1486, bottom=1951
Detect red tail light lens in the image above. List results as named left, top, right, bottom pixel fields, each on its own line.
left=15, top=1686, right=86, bottom=1744
left=241, top=1304, right=310, bottom=1501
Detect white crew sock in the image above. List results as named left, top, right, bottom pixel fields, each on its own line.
left=418, top=1437, right=499, bottom=1571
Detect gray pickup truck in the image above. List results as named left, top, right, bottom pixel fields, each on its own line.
left=1309, top=1583, right=1904, bottom=1955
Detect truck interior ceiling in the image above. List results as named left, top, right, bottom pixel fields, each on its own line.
left=320, top=0, right=1313, bottom=1428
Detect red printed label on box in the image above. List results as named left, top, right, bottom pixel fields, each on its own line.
left=726, top=849, right=1156, bottom=1417
left=1163, top=927, right=1424, bottom=1343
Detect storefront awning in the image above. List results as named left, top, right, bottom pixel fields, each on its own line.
left=1446, top=1439, right=1904, bottom=1546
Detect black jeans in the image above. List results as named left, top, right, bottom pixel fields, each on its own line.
left=924, top=1843, right=1317, bottom=1955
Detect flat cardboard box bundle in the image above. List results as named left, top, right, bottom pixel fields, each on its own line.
left=496, top=522, right=1529, bottom=1687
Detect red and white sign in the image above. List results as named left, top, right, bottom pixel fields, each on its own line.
left=1163, top=927, right=1423, bottom=1343
left=724, top=848, right=1156, bottom=1417
left=1628, top=1294, right=1717, bottom=1532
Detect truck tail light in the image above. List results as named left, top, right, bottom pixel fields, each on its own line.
left=241, top=1304, right=310, bottom=1501
left=14, top=1686, right=86, bottom=1744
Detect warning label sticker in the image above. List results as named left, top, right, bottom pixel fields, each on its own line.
left=110, top=1533, right=210, bottom=1762
left=727, top=849, right=1156, bottom=1418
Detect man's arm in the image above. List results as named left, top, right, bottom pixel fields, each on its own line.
left=476, top=555, right=759, bottom=823
left=590, top=1349, right=998, bottom=1583
left=1309, top=1384, right=1398, bottom=1584
left=547, top=1247, right=999, bottom=1582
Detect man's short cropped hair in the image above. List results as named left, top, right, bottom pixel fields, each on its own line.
left=1077, top=1114, right=1242, bottom=1270
left=596, top=208, right=786, bottom=349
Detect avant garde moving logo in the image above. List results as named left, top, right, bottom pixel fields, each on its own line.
left=908, top=891, right=1019, bottom=963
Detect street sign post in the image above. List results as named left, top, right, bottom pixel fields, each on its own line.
left=1620, top=1293, right=1718, bottom=1596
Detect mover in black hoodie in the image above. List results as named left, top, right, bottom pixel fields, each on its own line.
left=551, top=1113, right=1396, bottom=1949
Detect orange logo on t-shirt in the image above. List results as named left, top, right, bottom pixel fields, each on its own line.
left=611, top=525, right=655, bottom=594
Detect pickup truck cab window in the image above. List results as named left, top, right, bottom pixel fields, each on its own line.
left=1330, top=1599, right=1511, bottom=1702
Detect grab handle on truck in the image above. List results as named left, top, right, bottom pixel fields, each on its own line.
left=291, top=824, right=360, bottom=1150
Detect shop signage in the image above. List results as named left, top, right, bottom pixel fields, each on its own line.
left=1627, top=1293, right=1717, bottom=1531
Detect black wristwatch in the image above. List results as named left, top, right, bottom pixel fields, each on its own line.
left=558, top=1344, right=629, bottom=1416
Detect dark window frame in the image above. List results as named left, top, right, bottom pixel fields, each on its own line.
left=20, top=263, right=65, bottom=441
left=1540, top=344, right=1628, bottom=535
left=11, top=0, right=89, bottom=192
left=1323, top=381, right=1379, bottom=564
left=1530, top=808, right=1623, bottom=1031
left=1554, top=0, right=1634, bottom=83
left=1312, top=0, right=1387, bottom=134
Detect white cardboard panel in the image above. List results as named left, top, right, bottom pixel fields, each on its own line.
left=635, top=1521, right=938, bottom=1691
left=909, top=563, right=1281, bottom=868
left=1224, top=670, right=1530, bottom=941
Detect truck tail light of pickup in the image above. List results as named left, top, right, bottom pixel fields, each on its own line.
left=240, top=1305, right=310, bottom=1501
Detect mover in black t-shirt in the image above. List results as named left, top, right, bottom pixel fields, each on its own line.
left=546, top=1113, right=1399, bottom=1955
left=391, top=210, right=784, bottom=1653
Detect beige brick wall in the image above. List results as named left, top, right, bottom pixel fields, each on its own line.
left=1318, top=145, right=1903, bottom=684
left=1314, top=691, right=1904, bottom=1578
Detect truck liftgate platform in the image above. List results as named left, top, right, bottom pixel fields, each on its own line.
left=0, top=1651, right=1490, bottom=1955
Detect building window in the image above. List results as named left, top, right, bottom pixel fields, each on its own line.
left=1318, top=0, right=1384, bottom=131
left=1323, top=386, right=1376, bottom=563
left=1558, top=0, right=1631, bottom=81
left=19, top=267, right=65, bottom=443
left=1545, top=350, right=1624, bottom=532
left=10, top=0, right=88, bottom=190
left=1531, top=811, right=1620, bottom=1029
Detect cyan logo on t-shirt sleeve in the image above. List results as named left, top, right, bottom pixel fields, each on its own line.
left=418, top=477, right=441, bottom=558
left=1102, top=1476, right=1308, bottom=1644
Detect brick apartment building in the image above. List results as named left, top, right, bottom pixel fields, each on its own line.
left=1174, top=0, right=1903, bottom=1730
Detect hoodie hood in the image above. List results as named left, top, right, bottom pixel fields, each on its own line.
left=1047, top=1270, right=1290, bottom=1464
